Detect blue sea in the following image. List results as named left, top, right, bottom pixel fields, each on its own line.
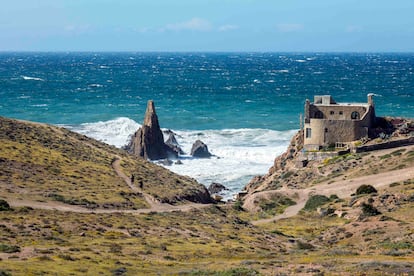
left=1, top=52, right=413, bottom=198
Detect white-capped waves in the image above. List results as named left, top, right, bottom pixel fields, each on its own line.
left=21, top=75, right=45, bottom=81
left=67, top=117, right=295, bottom=199
left=65, top=117, right=140, bottom=148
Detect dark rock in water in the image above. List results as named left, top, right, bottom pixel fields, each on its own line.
left=125, top=100, right=177, bottom=160
left=190, top=140, right=212, bottom=158
left=175, top=160, right=183, bottom=165
left=166, top=132, right=179, bottom=146
left=165, top=133, right=184, bottom=155
left=208, top=182, right=228, bottom=194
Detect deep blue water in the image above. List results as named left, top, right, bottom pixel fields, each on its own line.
left=1, top=52, right=413, bottom=131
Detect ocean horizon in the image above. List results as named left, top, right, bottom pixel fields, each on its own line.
left=1, top=52, right=413, bottom=198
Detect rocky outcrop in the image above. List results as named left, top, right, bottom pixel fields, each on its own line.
left=165, top=133, right=184, bottom=155
left=269, top=129, right=304, bottom=174
left=126, top=100, right=177, bottom=160
left=208, top=182, right=228, bottom=194
left=191, top=140, right=212, bottom=158
left=166, top=132, right=179, bottom=145
left=245, top=130, right=304, bottom=193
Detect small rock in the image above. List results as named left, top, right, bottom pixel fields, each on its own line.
left=166, top=132, right=179, bottom=146
left=190, top=140, right=212, bottom=158
left=317, top=207, right=335, bottom=217
left=208, top=182, right=228, bottom=194
left=175, top=160, right=183, bottom=165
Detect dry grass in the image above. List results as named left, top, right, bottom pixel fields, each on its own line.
left=0, top=116, right=208, bottom=208
left=1, top=117, right=413, bottom=275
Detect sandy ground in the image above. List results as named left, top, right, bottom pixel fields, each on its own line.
left=251, top=166, right=414, bottom=225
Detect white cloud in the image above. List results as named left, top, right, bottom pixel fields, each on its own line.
left=276, top=23, right=304, bottom=33
left=345, top=25, right=362, bottom=33
left=218, top=24, right=239, bottom=32
left=162, top=18, right=212, bottom=32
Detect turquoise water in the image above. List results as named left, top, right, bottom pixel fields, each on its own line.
left=1, top=52, right=413, bottom=197
left=1, top=52, right=413, bottom=129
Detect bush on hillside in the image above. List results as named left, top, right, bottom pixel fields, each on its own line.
left=361, top=203, right=381, bottom=217
left=304, top=195, right=330, bottom=211
left=356, top=185, right=377, bottom=195
left=0, top=199, right=11, bottom=211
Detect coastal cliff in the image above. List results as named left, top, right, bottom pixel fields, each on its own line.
left=245, top=129, right=304, bottom=193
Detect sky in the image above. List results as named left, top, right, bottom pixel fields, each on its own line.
left=1, top=0, right=414, bottom=52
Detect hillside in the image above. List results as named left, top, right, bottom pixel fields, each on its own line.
left=1, top=116, right=413, bottom=275
left=0, top=116, right=211, bottom=208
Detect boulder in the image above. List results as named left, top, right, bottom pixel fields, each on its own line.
left=190, top=140, right=212, bottom=158
left=165, top=133, right=184, bottom=155
left=125, top=100, right=177, bottom=160
left=208, top=182, right=228, bottom=194
left=166, top=132, right=179, bottom=146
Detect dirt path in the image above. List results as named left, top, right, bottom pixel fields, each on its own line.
left=252, top=166, right=414, bottom=225
left=8, top=198, right=207, bottom=214
left=111, top=157, right=161, bottom=209
left=7, top=156, right=210, bottom=214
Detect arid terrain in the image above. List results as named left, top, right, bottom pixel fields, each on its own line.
left=1, top=116, right=413, bottom=275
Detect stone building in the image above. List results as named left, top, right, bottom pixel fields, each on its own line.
left=303, top=94, right=376, bottom=150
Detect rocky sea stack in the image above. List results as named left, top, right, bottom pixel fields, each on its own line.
left=191, top=140, right=212, bottom=158
left=126, top=100, right=177, bottom=160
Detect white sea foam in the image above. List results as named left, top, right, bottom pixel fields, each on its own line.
left=88, top=84, right=104, bottom=88
left=21, top=75, right=44, bottom=81
left=67, top=117, right=295, bottom=199
left=66, top=117, right=140, bottom=148
left=30, top=104, right=48, bottom=107
left=167, top=128, right=295, bottom=198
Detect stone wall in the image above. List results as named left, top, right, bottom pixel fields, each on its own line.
left=309, top=104, right=368, bottom=121
left=305, top=119, right=370, bottom=146
left=354, top=137, right=414, bottom=153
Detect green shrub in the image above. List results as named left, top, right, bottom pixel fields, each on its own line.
left=329, top=194, right=339, bottom=200
left=0, top=270, right=12, bottom=276
left=361, top=203, right=381, bottom=217
left=0, top=243, right=20, bottom=253
left=304, top=195, right=330, bottom=211
left=356, top=185, right=377, bottom=195
left=259, top=195, right=295, bottom=214
left=297, top=240, right=315, bottom=250
left=0, top=199, right=11, bottom=211
left=233, top=200, right=244, bottom=212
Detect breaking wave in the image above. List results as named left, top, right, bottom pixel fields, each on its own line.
left=21, top=75, right=45, bottom=81
left=66, top=117, right=295, bottom=199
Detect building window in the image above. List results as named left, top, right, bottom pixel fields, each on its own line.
left=330, top=111, right=334, bottom=115
left=339, top=111, right=343, bottom=115
left=306, top=128, right=312, bottom=138
left=351, top=111, right=360, bottom=120
left=316, top=111, right=323, bottom=118
left=325, top=128, right=328, bottom=133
